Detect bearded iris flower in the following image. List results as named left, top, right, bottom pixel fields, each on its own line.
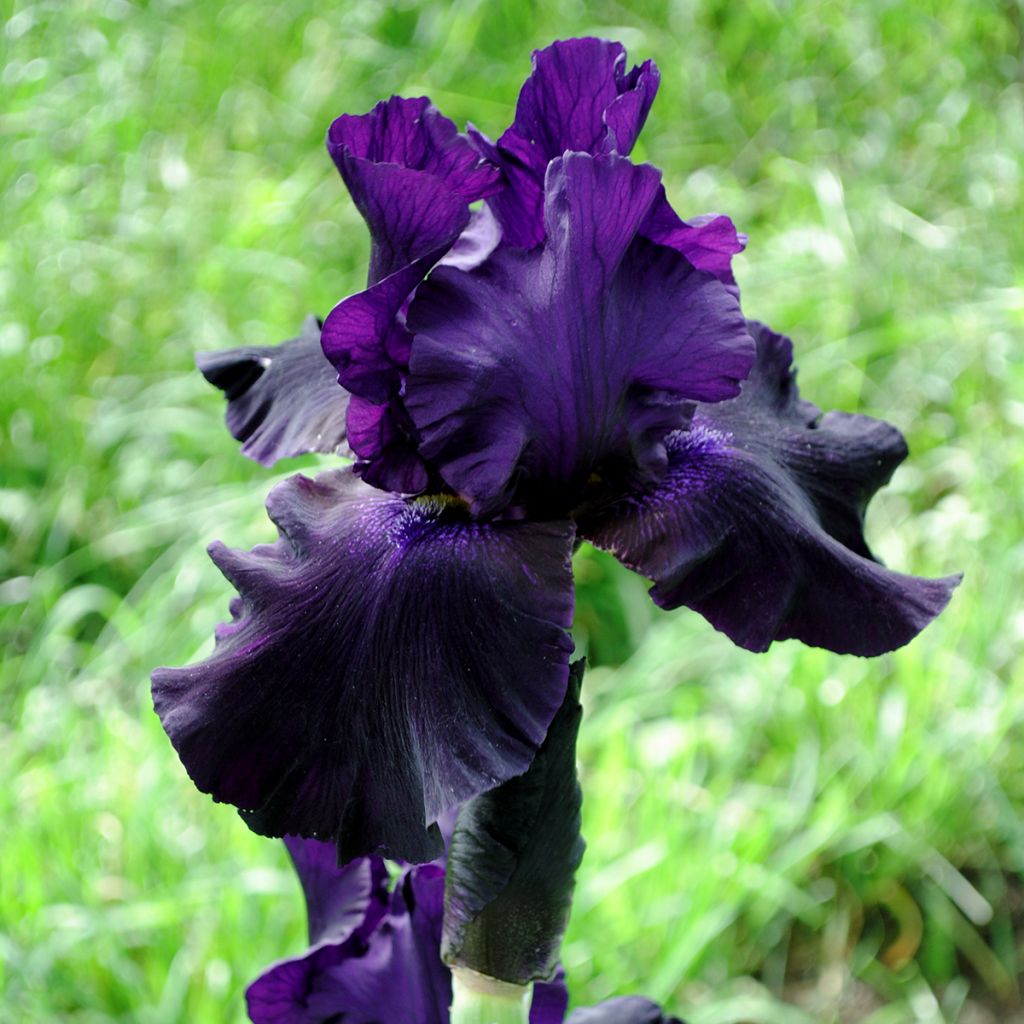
left=246, top=835, right=680, bottom=1024
left=152, top=38, right=959, bottom=868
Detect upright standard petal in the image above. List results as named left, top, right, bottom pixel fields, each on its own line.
left=322, top=97, right=501, bottom=413
left=582, top=321, right=960, bottom=655
left=473, top=38, right=659, bottom=248
left=152, top=469, right=575, bottom=863
left=328, top=96, right=500, bottom=285
left=321, top=208, right=501, bottom=490
left=196, top=315, right=349, bottom=467
left=404, top=153, right=754, bottom=516
left=321, top=263, right=421, bottom=403
left=640, top=188, right=746, bottom=286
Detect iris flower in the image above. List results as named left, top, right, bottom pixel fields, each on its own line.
left=246, top=835, right=680, bottom=1024
left=153, top=38, right=958, bottom=866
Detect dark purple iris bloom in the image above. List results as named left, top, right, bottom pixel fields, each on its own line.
left=320, top=39, right=747, bottom=498
left=154, top=38, right=958, bottom=865
left=246, top=837, right=680, bottom=1024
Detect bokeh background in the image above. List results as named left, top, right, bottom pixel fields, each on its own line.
left=2, top=1, right=1022, bottom=1021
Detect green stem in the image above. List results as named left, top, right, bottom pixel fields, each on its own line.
left=449, top=967, right=532, bottom=1024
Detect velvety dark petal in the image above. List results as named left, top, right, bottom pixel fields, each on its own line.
left=152, top=468, right=576, bottom=862
left=567, top=997, right=683, bottom=1024
left=442, top=662, right=585, bottom=985
left=196, top=315, right=349, bottom=467
left=405, top=153, right=754, bottom=515
left=328, top=96, right=500, bottom=284
left=641, top=188, right=745, bottom=285
left=322, top=207, right=501, bottom=407
left=247, top=861, right=571, bottom=1024
left=283, top=838, right=389, bottom=946
left=477, top=39, right=660, bottom=248
left=320, top=263, right=421, bottom=403
left=246, top=865, right=451, bottom=1024
left=582, top=321, right=960, bottom=655
left=346, top=395, right=430, bottom=494
left=530, top=967, right=570, bottom=1024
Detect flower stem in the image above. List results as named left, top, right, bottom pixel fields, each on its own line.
left=450, top=966, right=532, bottom=1024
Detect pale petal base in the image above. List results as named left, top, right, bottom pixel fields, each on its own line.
left=451, top=967, right=532, bottom=1024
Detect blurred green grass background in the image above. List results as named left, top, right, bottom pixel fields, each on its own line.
left=1, top=0, right=1022, bottom=1021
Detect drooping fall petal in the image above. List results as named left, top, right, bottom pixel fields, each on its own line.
left=582, top=321, right=960, bottom=655
left=153, top=469, right=575, bottom=863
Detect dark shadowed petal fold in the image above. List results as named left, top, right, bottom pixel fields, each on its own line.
left=641, top=187, right=746, bottom=286
left=474, top=38, right=659, bottom=248
left=405, top=153, right=754, bottom=516
left=466, top=126, right=541, bottom=249
left=320, top=263, right=421, bottom=403
left=196, top=315, right=349, bottom=467
left=283, top=837, right=389, bottom=946
left=582, top=321, right=960, bottom=655
left=567, top=997, right=683, bottom=1024
left=246, top=865, right=451, bottom=1024
left=327, top=96, right=500, bottom=284
left=152, top=469, right=576, bottom=863
left=346, top=394, right=430, bottom=494
left=320, top=210, right=500, bottom=405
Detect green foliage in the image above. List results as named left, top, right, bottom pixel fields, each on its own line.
left=1, top=0, right=1021, bottom=1021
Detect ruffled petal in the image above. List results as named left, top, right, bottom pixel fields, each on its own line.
left=246, top=864, right=451, bottom=1024
left=404, top=153, right=754, bottom=515
left=640, top=187, right=746, bottom=286
left=346, top=394, right=430, bottom=494
left=196, top=315, right=349, bottom=467
left=283, top=836, right=389, bottom=946
left=321, top=98, right=501, bottom=407
left=321, top=186, right=501, bottom=411
left=152, top=469, right=575, bottom=862
left=567, top=997, right=683, bottom=1024
left=320, top=262, right=421, bottom=403
left=247, top=859, right=571, bottom=1024
left=471, top=37, right=742, bottom=281
left=581, top=321, right=960, bottom=655
left=475, top=38, right=659, bottom=248
left=502, top=38, right=658, bottom=167
left=327, top=96, right=500, bottom=285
